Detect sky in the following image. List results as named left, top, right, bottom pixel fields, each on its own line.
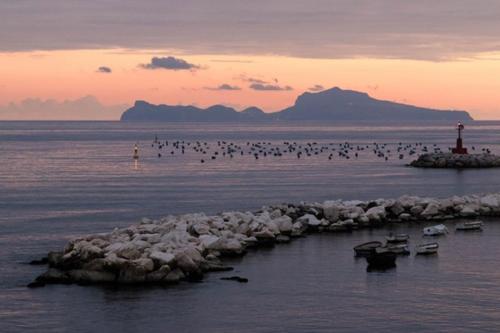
left=1, top=1, right=500, bottom=120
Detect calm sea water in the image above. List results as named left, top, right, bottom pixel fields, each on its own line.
left=1, top=121, right=500, bottom=332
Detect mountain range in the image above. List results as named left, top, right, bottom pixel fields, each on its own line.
left=120, top=87, right=473, bottom=122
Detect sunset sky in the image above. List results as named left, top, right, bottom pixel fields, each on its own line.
left=1, top=1, right=500, bottom=120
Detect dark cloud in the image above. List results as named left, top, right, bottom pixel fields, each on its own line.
left=205, top=84, right=241, bottom=91
left=247, top=78, right=267, bottom=84
left=249, top=83, right=293, bottom=91
left=308, top=84, right=324, bottom=92
left=97, top=66, right=112, bottom=73
left=237, top=75, right=268, bottom=84
left=140, top=56, right=199, bottom=70
left=2, top=1, right=500, bottom=60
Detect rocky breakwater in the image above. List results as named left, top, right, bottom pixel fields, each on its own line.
left=410, top=153, right=500, bottom=168
left=29, top=193, right=500, bottom=288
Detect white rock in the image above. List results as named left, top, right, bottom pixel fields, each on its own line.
left=253, top=228, right=275, bottom=239
left=481, top=195, right=499, bottom=208
left=460, top=205, right=478, bottom=217
left=274, top=216, right=293, bottom=234
left=269, top=209, right=282, bottom=219
left=399, top=213, right=412, bottom=221
left=345, top=206, right=365, bottom=220
left=421, top=203, right=440, bottom=217
left=297, top=214, right=321, bottom=226
left=198, top=235, right=220, bottom=249
left=219, top=238, right=244, bottom=254
left=323, top=201, right=341, bottom=222
left=365, top=206, right=386, bottom=221
left=132, top=258, right=155, bottom=272
left=343, top=200, right=364, bottom=207
left=174, top=251, right=199, bottom=275
left=105, top=242, right=142, bottom=260
left=149, top=251, right=175, bottom=266
left=192, top=223, right=211, bottom=235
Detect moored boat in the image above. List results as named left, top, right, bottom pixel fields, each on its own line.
left=385, top=243, right=410, bottom=255
left=423, top=224, right=448, bottom=236
left=415, top=242, right=439, bottom=255
left=456, top=220, right=483, bottom=231
left=385, top=233, right=410, bottom=243
left=353, top=241, right=383, bottom=257
left=366, top=248, right=397, bottom=270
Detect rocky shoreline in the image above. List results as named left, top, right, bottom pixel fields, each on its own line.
left=29, top=193, right=500, bottom=288
left=410, top=153, right=500, bottom=168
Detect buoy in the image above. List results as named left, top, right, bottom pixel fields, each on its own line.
left=133, top=144, right=139, bottom=170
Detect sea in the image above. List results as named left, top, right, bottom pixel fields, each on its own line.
left=1, top=121, right=500, bottom=333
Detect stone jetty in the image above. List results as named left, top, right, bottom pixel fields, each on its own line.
left=410, top=153, right=500, bottom=168
left=29, top=193, right=500, bottom=288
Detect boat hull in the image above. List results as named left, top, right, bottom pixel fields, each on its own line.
left=366, top=251, right=397, bottom=270
left=415, top=243, right=439, bottom=255
left=456, top=221, right=483, bottom=231
left=354, top=241, right=383, bottom=257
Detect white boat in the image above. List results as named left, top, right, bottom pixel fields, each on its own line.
left=416, top=242, right=439, bottom=255
left=385, top=243, right=410, bottom=255
left=385, top=233, right=409, bottom=243
left=456, top=220, right=483, bottom=231
left=423, top=224, right=448, bottom=236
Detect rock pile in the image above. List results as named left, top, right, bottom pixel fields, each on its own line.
left=29, top=193, right=500, bottom=288
left=410, top=153, right=500, bottom=168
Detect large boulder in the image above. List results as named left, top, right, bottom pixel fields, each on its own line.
left=421, top=203, right=440, bottom=218
left=106, top=242, right=142, bottom=260
left=460, top=205, right=478, bottom=217
left=365, top=206, right=386, bottom=221
left=146, top=265, right=172, bottom=282
left=218, top=238, right=245, bottom=256
left=481, top=195, right=499, bottom=208
left=297, top=214, right=321, bottom=227
left=174, top=249, right=203, bottom=277
left=410, top=205, right=424, bottom=216
left=323, top=201, right=341, bottom=222
left=274, top=216, right=293, bottom=234
left=389, top=202, right=405, bottom=216
left=149, top=251, right=175, bottom=266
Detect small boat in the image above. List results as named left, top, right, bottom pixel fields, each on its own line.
left=366, top=248, right=397, bottom=270
left=415, top=242, right=439, bottom=255
left=385, top=243, right=410, bottom=255
left=456, top=220, right=483, bottom=231
left=423, top=224, right=448, bottom=236
left=353, top=241, right=383, bottom=257
left=385, top=233, right=409, bottom=243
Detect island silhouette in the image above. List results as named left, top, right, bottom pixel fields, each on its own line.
left=121, top=87, right=472, bottom=122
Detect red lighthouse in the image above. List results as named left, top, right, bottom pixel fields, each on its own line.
left=451, top=122, right=468, bottom=154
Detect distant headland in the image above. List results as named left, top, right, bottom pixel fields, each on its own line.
left=120, top=87, right=473, bottom=122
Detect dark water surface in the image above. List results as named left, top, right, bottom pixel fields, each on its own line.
left=1, top=121, right=500, bottom=332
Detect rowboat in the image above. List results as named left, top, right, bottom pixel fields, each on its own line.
left=385, top=243, right=410, bottom=255
left=423, top=224, right=448, bottom=236
left=366, top=247, right=397, bottom=270
left=456, top=220, right=483, bottom=231
left=415, top=242, right=439, bottom=255
left=385, top=233, right=409, bottom=243
left=353, top=241, right=383, bottom=257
